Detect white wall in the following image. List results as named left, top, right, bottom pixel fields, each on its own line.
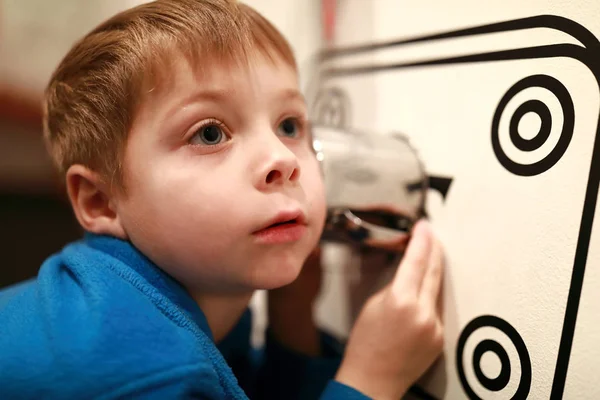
left=315, top=1, right=600, bottom=399
left=0, top=0, right=142, bottom=94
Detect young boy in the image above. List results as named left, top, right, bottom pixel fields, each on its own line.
left=0, top=1, right=444, bottom=399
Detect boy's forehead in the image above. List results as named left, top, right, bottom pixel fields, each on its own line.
left=134, top=53, right=303, bottom=121
left=146, top=52, right=299, bottom=95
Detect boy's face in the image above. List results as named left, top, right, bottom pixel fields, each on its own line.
left=114, top=54, right=326, bottom=293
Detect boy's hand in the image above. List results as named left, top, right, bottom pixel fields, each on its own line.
left=267, top=248, right=323, bottom=356
left=335, top=220, right=444, bottom=399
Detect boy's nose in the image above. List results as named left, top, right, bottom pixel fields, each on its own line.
left=265, top=163, right=300, bottom=184
left=255, top=141, right=301, bottom=190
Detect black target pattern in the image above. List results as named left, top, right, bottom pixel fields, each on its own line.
left=491, top=74, right=575, bottom=177
left=457, top=315, right=532, bottom=399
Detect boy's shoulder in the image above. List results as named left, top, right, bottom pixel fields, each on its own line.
left=0, top=237, right=234, bottom=399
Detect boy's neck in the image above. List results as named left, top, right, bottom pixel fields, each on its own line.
left=191, top=290, right=254, bottom=343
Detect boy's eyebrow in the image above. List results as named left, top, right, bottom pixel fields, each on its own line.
left=277, top=88, right=306, bottom=105
left=167, top=88, right=305, bottom=119
left=168, top=88, right=233, bottom=117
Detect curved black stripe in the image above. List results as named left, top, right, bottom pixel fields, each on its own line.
left=319, top=14, right=599, bottom=61
left=322, top=44, right=588, bottom=77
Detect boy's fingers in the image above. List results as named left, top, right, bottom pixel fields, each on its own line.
left=392, top=219, right=433, bottom=297
left=420, top=236, right=444, bottom=310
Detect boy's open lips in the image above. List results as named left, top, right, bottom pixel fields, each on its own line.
left=252, top=210, right=307, bottom=244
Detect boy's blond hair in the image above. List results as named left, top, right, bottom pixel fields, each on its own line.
left=43, top=0, right=296, bottom=190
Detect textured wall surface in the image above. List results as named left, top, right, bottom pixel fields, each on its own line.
left=313, top=1, right=600, bottom=399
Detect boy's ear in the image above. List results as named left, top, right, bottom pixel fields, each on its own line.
left=65, top=165, right=128, bottom=239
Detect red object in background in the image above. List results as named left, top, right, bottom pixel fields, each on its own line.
left=0, top=90, right=43, bottom=128
left=322, top=0, right=336, bottom=45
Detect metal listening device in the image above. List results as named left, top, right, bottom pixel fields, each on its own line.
left=312, top=125, right=429, bottom=253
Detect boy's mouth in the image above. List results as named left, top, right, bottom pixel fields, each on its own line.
left=254, top=210, right=306, bottom=232
left=252, top=210, right=307, bottom=243
left=265, top=219, right=298, bottom=228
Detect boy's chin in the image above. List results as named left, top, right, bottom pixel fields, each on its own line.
left=251, top=259, right=303, bottom=290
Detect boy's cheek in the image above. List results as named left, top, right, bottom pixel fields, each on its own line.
left=302, top=161, right=325, bottom=200
left=305, top=171, right=327, bottom=229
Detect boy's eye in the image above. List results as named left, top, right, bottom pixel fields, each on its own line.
left=278, top=118, right=300, bottom=138
left=190, top=124, right=227, bottom=146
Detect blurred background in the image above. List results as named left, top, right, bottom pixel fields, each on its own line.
left=0, top=1, right=115, bottom=288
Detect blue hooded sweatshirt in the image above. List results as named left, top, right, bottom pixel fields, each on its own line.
left=0, top=234, right=369, bottom=399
